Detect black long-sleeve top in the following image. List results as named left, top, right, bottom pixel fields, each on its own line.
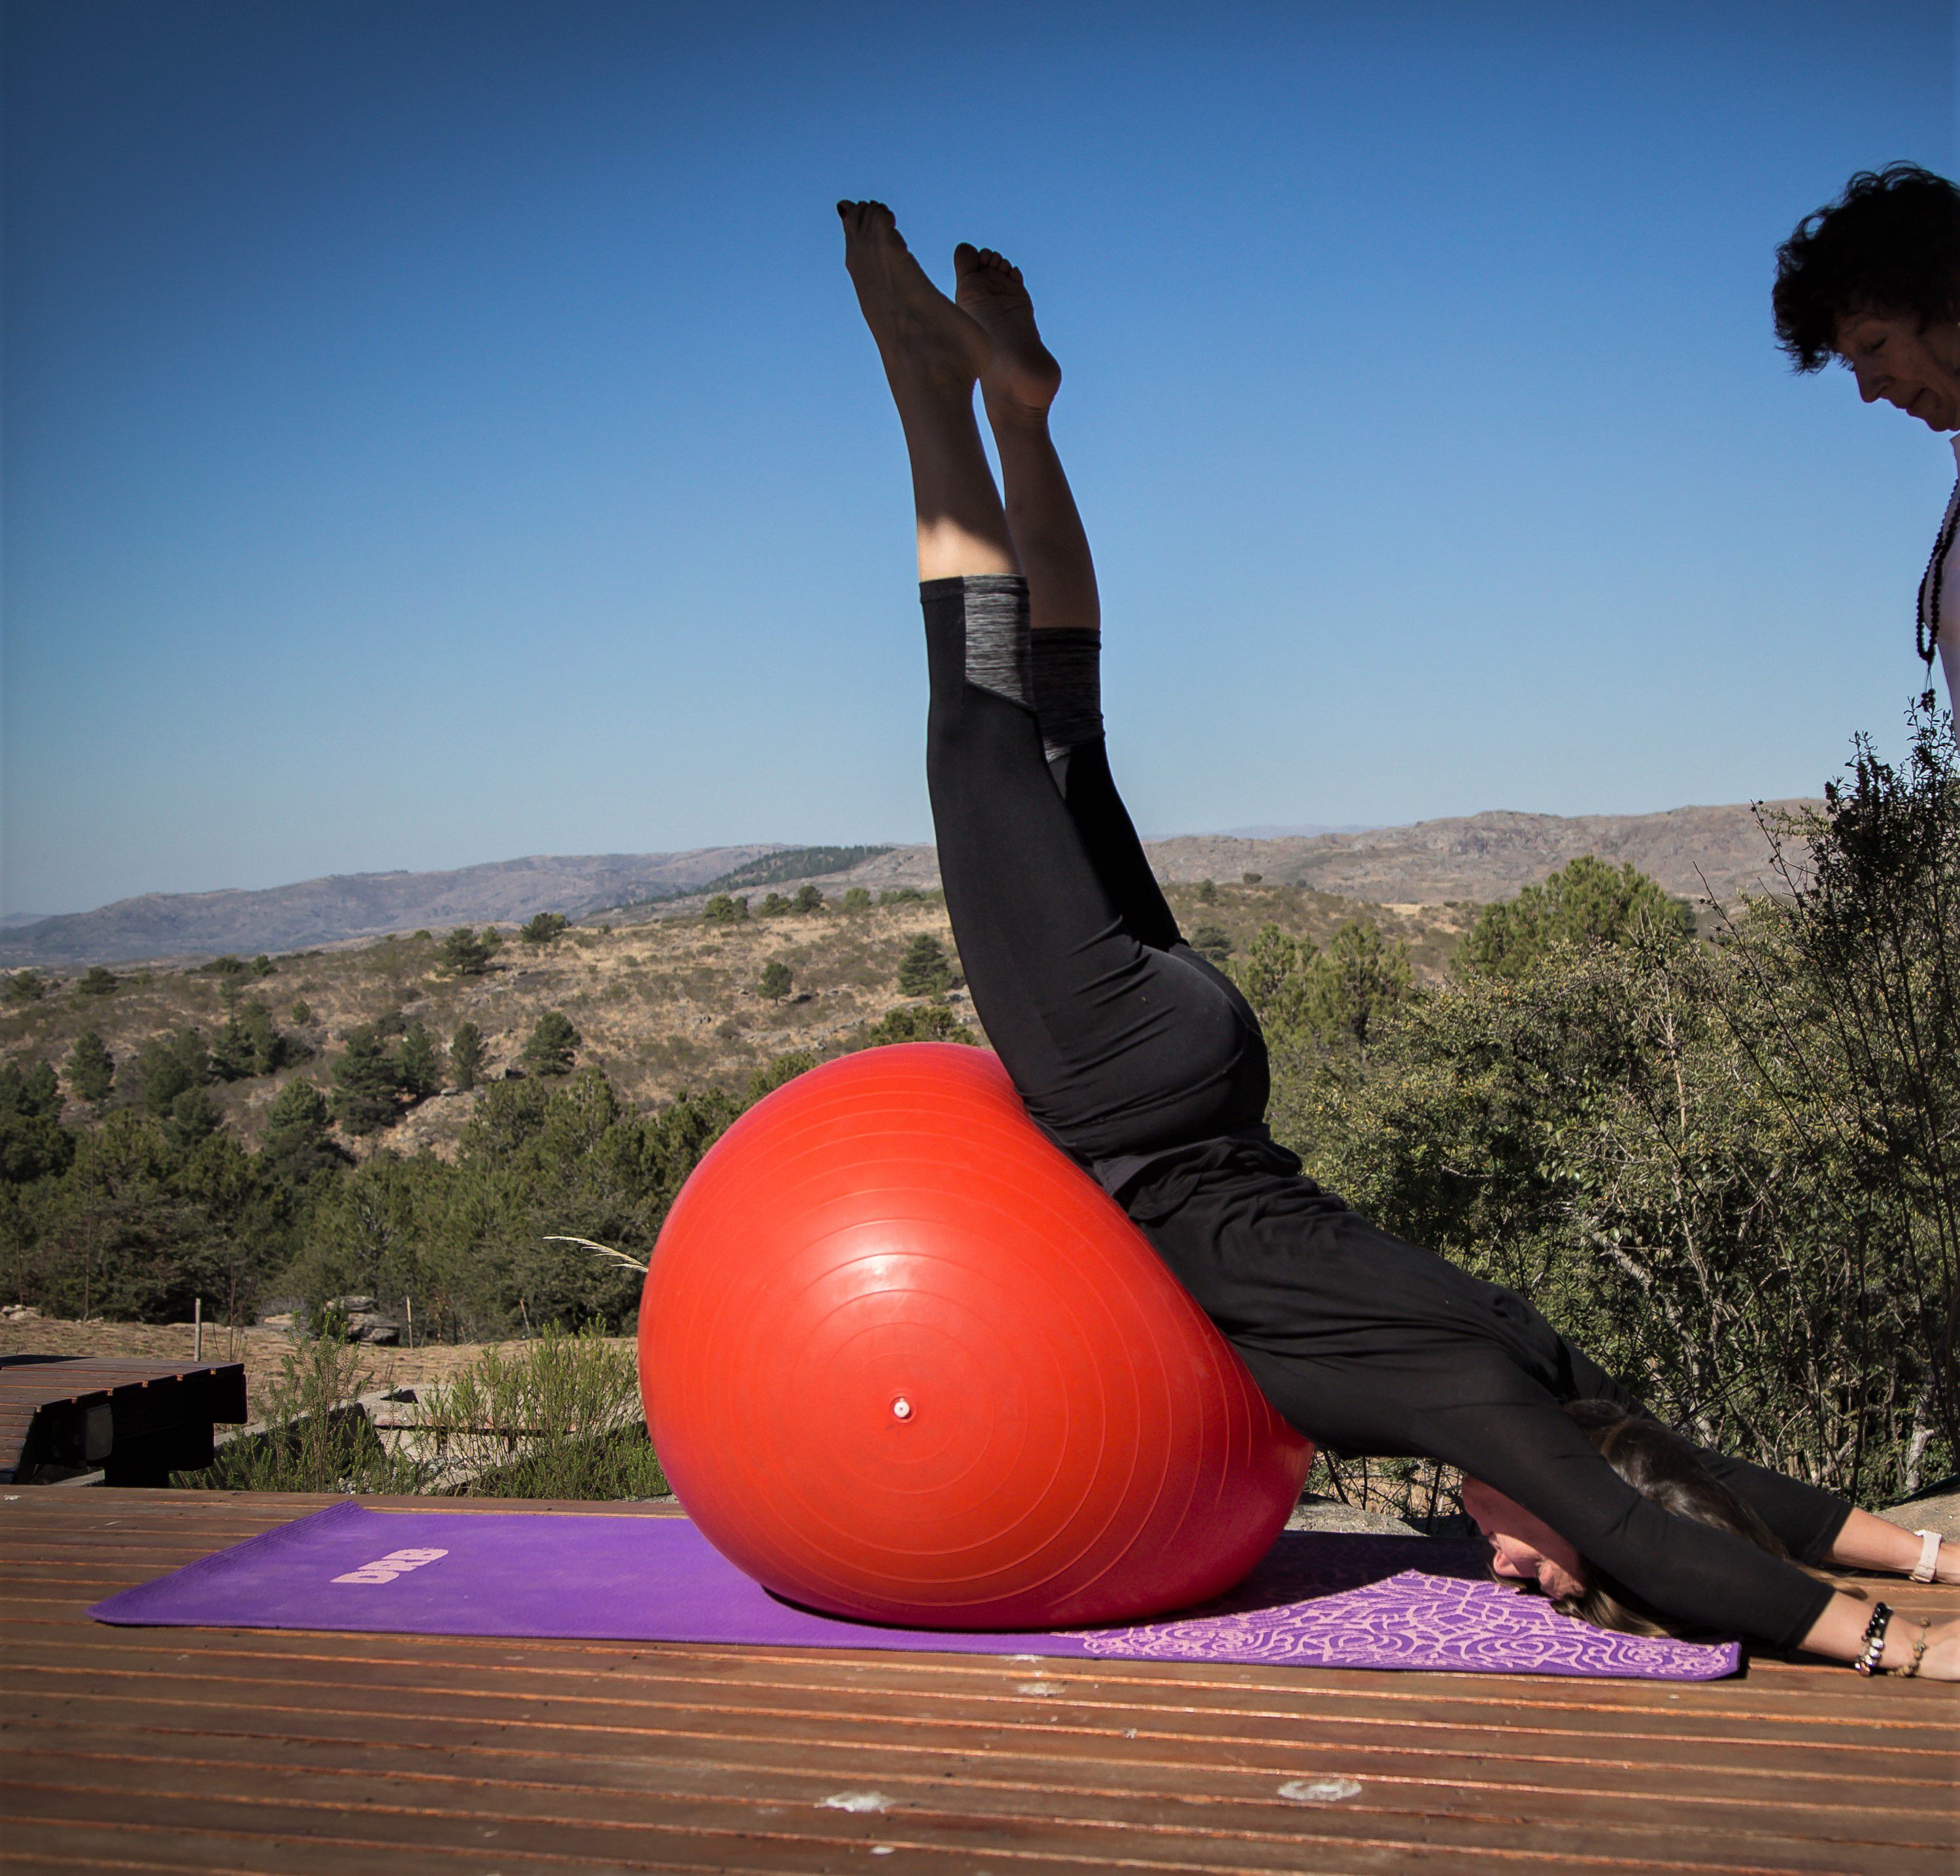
left=1121, top=1136, right=1849, bottom=1648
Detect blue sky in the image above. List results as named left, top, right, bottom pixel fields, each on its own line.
left=3, top=1, right=1955, bottom=917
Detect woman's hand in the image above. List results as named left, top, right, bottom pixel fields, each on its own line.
left=1799, top=1591, right=1960, bottom=1675
left=1893, top=1615, right=1960, bottom=1679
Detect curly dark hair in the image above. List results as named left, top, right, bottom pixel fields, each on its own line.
left=1772, top=163, right=1960, bottom=372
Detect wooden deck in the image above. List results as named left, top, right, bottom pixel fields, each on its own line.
left=2, top=1490, right=1955, bottom=1875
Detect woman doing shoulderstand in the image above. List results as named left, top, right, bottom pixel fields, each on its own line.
left=837, top=199, right=1960, bottom=1676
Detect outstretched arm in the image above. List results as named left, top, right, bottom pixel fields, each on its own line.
left=1426, top=1374, right=1960, bottom=1673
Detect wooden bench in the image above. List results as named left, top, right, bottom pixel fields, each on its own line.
left=0, top=1355, right=248, bottom=1486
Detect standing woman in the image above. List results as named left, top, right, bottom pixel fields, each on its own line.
left=1773, top=165, right=1960, bottom=694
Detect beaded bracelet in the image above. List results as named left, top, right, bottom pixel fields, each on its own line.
left=1904, top=1616, right=1931, bottom=1679
left=1853, top=1601, right=1892, bottom=1676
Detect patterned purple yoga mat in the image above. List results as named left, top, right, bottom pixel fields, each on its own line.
left=90, top=1501, right=1738, bottom=1680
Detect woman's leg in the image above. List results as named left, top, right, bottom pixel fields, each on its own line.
left=840, top=203, right=1263, bottom=1158
left=837, top=203, right=1017, bottom=586
left=953, top=241, right=1183, bottom=953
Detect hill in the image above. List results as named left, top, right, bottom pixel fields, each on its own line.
left=1144, top=802, right=1814, bottom=907
left=0, top=848, right=784, bottom=968
left=0, top=802, right=1806, bottom=969
left=0, top=878, right=1467, bottom=1159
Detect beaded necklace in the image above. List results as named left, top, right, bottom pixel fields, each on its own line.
left=1917, top=472, right=1960, bottom=664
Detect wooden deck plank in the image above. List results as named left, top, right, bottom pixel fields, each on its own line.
left=2, top=1490, right=1954, bottom=1875
left=7, top=1601, right=1949, bottom=1723
left=12, top=1639, right=1952, bottom=1764
left=6, top=1717, right=1956, bottom=1858
left=7, top=1783, right=1945, bottom=1876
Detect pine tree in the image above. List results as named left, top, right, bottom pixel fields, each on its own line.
left=76, top=966, right=119, bottom=998
left=1232, top=923, right=1319, bottom=1038
left=212, top=998, right=301, bottom=1081
left=1190, top=923, right=1234, bottom=964
left=67, top=1031, right=115, bottom=1108
left=0, top=1059, right=74, bottom=1184
left=520, top=912, right=569, bottom=946
left=896, top=934, right=951, bottom=997
left=521, top=1011, right=581, bottom=1078
left=330, top=1027, right=401, bottom=1134
left=792, top=885, right=824, bottom=915
left=1305, top=920, right=1411, bottom=1052
left=449, top=1021, right=486, bottom=1091
left=259, top=1078, right=341, bottom=1195
left=439, top=927, right=501, bottom=976
left=165, top=1085, right=223, bottom=1153
left=395, top=1021, right=445, bottom=1099
left=759, top=961, right=794, bottom=1002
left=137, top=1030, right=212, bottom=1116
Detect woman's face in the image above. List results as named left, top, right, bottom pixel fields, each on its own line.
left=1460, top=1478, right=1587, bottom=1601
left=1833, top=309, right=1960, bottom=432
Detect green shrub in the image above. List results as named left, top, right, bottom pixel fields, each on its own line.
left=413, top=1326, right=664, bottom=1499
left=1271, top=702, right=1960, bottom=1503
left=1459, top=854, right=1695, bottom=980
left=180, top=1329, right=420, bottom=1493
left=854, top=1004, right=975, bottom=1048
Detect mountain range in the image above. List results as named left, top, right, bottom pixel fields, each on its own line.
left=0, top=801, right=1816, bottom=969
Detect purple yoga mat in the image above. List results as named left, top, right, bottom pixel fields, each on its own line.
left=90, top=1502, right=1737, bottom=1680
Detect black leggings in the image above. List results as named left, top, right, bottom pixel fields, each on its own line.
left=922, top=575, right=1848, bottom=1646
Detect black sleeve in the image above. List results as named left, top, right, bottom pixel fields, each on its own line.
left=1556, top=1339, right=1855, bottom=1565
left=1679, top=1446, right=1853, bottom=1567
left=1413, top=1359, right=1837, bottom=1648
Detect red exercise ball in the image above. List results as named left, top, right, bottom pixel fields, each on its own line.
left=639, top=1042, right=1313, bottom=1629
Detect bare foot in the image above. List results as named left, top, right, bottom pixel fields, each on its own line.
left=839, top=201, right=992, bottom=395
left=955, top=243, right=1061, bottom=415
